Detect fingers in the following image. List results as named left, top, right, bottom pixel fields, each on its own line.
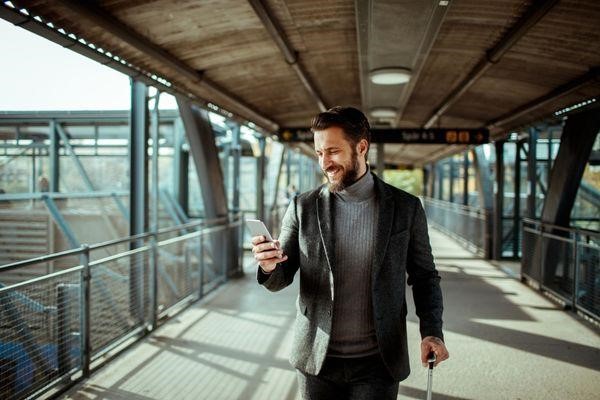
left=251, top=240, right=280, bottom=254
left=251, top=237, right=286, bottom=273
left=421, top=336, right=449, bottom=367
left=255, top=252, right=287, bottom=273
left=251, top=235, right=268, bottom=245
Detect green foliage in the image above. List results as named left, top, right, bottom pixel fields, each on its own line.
left=383, top=169, right=423, bottom=196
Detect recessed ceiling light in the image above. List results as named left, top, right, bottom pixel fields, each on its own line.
left=370, top=107, right=398, bottom=119
left=369, top=67, right=411, bottom=85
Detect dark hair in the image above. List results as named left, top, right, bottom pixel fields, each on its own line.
left=310, top=106, right=371, bottom=156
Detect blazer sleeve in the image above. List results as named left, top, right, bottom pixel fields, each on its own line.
left=257, top=195, right=301, bottom=291
left=406, top=198, right=444, bottom=341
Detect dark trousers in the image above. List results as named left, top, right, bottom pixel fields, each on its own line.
left=297, top=354, right=399, bottom=400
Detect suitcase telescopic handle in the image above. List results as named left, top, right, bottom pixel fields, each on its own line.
left=426, top=352, right=436, bottom=400
left=427, top=352, right=436, bottom=369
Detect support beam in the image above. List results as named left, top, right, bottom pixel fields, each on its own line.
left=247, top=0, right=326, bottom=111
left=49, top=120, right=60, bottom=193
left=533, top=109, right=600, bottom=286
left=427, top=163, right=435, bottom=198
left=256, top=137, right=267, bottom=221
left=150, top=93, right=160, bottom=232
left=463, top=151, right=469, bottom=206
left=129, top=79, right=148, bottom=324
left=376, top=143, right=385, bottom=177
left=229, top=123, right=242, bottom=214
left=513, top=141, right=523, bottom=258
left=448, top=156, right=455, bottom=202
left=173, top=118, right=189, bottom=215
left=424, top=0, right=559, bottom=128
left=56, top=124, right=96, bottom=191
left=176, top=97, right=228, bottom=219
left=540, top=109, right=600, bottom=226
left=487, top=68, right=600, bottom=132
left=26, top=0, right=277, bottom=132
left=472, top=146, right=493, bottom=259
left=526, top=128, right=538, bottom=219
left=493, top=141, right=505, bottom=260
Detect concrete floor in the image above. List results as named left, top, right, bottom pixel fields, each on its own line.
left=61, top=228, right=600, bottom=400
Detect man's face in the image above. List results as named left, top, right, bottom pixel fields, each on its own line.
left=313, top=126, right=367, bottom=192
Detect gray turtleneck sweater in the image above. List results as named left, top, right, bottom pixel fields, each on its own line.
left=327, top=170, right=379, bottom=357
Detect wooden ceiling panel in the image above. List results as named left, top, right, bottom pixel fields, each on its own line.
left=401, top=0, right=528, bottom=126
left=206, top=58, right=317, bottom=125
left=101, top=0, right=283, bottom=70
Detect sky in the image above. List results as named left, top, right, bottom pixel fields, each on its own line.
left=0, top=17, right=177, bottom=110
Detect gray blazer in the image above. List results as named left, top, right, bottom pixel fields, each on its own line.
left=257, top=173, right=443, bottom=382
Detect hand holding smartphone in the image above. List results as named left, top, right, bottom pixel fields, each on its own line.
left=246, top=219, right=287, bottom=273
left=246, top=219, right=274, bottom=242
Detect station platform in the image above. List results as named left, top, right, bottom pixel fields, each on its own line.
left=60, top=228, right=600, bottom=400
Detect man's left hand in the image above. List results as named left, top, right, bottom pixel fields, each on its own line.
left=420, top=336, right=449, bottom=367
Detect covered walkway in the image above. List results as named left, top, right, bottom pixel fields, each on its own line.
left=60, top=229, right=600, bottom=400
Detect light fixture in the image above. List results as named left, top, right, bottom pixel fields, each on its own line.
left=369, top=67, right=412, bottom=85
left=370, top=107, right=398, bottom=119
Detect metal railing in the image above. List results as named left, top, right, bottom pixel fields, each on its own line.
left=422, top=197, right=490, bottom=256
left=521, top=218, right=599, bottom=322
left=0, top=214, right=244, bottom=400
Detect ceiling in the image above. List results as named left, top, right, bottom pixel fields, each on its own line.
left=1, top=0, right=599, bottom=166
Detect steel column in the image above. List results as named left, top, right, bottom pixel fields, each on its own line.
left=230, top=123, right=241, bottom=214
left=463, top=151, right=469, bottom=205
left=514, top=140, right=523, bottom=257
left=129, top=79, right=148, bottom=324
left=493, top=141, right=505, bottom=259
left=175, top=97, right=228, bottom=219
left=49, top=119, right=60, bottom=192
left=472, top=146, right=494, bottom=259
left=376, top=143, right=385, bottom=177
left=540, top=109, right=600, bottom=225
left=534, top=109, right=600, bottom=284
left=173, top=118, right=188, bottom=215
left=256, top=136, right=266, bottom=221
left=526, top=128, right=538, bottom=219
left=449, top=156, right=455, bottom=202
left=56, top=124, right=95, bottom=190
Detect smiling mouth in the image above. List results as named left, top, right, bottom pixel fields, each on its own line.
left=326, top=168, right=341, bottom=179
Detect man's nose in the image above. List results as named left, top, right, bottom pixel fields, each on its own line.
left=320, top=155, right=331, bottom=170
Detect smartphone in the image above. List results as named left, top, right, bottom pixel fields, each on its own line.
left=246, top=219, right=274, bottom=242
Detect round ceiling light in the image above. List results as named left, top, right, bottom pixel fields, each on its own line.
left=369, top=67, right=412, bottom=85
left=370, top=107, right=398, bottom=119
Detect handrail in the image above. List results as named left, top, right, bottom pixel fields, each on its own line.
left=422, top=196, right=488, bottom=216
left=0, top=213, right=243, bottom=273
left=522, top=217, right=600, bottom=238
left=0, top=190, right=129, bottom=202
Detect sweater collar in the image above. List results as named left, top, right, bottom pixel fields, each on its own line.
left=334, top=167, right=375, bottom=202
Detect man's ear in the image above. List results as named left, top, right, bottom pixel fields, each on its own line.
left=357, top=139, right=368, bottom=156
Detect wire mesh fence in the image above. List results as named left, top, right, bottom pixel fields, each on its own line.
left=422, top=197, right=488, bottom=255
left=0, top=268, right=81, bottom=399
left=0, top=215, right=243, bottom=399
left=521, top=219, right=600, bottom=322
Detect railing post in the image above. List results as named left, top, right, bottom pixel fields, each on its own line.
left=150, top=232, right=158, bottom=331
left=239, top=216, right=245, bottom=275
left=199, top=229, right=205, bottom=299
left=80, top=244, right=91, bottom=377
left=572, top=230, right=579, bottom=311
left=539, top=224, right=545, bottom=288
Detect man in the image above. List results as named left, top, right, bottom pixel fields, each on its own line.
left=252, top=106, right=448, bottom=399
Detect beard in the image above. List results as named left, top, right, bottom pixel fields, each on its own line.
left=324, top=148, right=361, bottom=192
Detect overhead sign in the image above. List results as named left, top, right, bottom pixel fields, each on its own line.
left=278, top=128, right=489, bottom=144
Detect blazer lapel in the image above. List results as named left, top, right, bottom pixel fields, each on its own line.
left=372, top=174, right=394, bottom=277
left=317, top=186, right=335, bottom=300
